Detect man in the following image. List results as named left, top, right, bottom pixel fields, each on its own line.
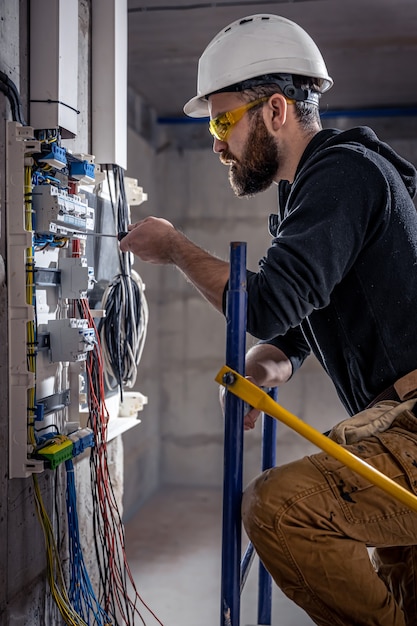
left=121, top=14, right=417, bottom=626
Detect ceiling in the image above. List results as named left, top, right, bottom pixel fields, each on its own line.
left=127, top=0, right=417, bottom=123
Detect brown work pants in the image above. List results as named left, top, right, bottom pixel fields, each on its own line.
left=242, top=409, right=417, bottom=625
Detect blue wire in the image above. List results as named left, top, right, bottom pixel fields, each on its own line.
left=65, top=459, right=112, bottom=625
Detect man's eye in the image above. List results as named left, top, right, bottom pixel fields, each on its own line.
left=216, top=118, right=230, bottom=130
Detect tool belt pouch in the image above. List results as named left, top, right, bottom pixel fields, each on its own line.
left=328, top=398, right=417, bottom=445
left=329, top=369, right=417, bottom=445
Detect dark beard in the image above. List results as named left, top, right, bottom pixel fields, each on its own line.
left=221, top=114, right=279, bottom=197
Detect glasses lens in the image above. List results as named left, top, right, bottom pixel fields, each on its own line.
left=209, top=97, right=268, bottom=141
left=209, top=116, right=230, bottom=141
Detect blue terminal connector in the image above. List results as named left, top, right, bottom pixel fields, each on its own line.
left=38, top=143, right=67, bottom=170
left=68, top=428, right=95, bottom=457
left=69, top=160, right=95, bottom=183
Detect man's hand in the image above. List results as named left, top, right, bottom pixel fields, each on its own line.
left=119, top=215, right=230, bottom=312
left=119, top=217, right=177, bottom=263
left=218, top=344, right=293, bottom=431
left=219, top=376, right=262, bottom=431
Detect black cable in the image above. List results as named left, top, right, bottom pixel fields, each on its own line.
left=0, top=70, right=26, bottom=125
left=99, top=166, right=148, bottom=402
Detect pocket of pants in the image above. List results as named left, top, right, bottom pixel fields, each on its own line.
left=376, top=429, right=417, bottom=496
left=311, top=440, right=412, bottom=525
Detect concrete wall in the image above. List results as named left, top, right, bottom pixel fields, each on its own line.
left=0, top=1, right=127, bottom=623
left=0, top=2, right=55, bottom=622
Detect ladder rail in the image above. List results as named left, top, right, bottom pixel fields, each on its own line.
left=221, top=242, right=247, bottom=626
left=221, top=242, right=277, bottom=626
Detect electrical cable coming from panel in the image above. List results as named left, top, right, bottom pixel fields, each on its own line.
left=65, top=458, right=113, bottom=625
left=81, top=296, right=162, bottom=626
left=99, top=165, right=149, bottom=401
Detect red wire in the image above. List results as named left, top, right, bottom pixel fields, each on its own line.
left=80, top=297, right=163, bottom=626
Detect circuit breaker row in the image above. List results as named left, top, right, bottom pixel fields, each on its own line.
left=7, top=123, right=104, bottom=477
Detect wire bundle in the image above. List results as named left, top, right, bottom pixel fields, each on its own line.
left=65, top=459, right=113, bottom=625
left=100, top=269, right=148, bottom=396
left=99, top=165, right=148, bottom=400
left=33, top=475, right=89, bottom=626
left=80, top=297, right=162, bottom=626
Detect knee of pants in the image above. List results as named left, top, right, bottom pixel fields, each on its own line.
left=242, top=467, right=290, bottom=540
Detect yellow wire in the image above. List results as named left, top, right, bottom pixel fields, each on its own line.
left=27, top=321, right=36, bottom=446
left=26, top=247, right=34, bottom=305
left=32, top=475, right=88, bottom=626
left=216, top=365, right=417, bottom=514
left=24, top=166, right=33, bottom=232
left=26, top=165, right=86, bottom=625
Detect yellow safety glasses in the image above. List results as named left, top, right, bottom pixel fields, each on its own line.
left=209, top=96, right=269, bottom=142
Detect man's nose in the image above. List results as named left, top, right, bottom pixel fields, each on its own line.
left=212, top=137, right=228, bottom=154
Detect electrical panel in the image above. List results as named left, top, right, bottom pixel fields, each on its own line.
left=6, top=121, right=149, bottom=479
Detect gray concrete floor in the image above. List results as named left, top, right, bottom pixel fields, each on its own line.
left=124, top=486, right=314, bottom=626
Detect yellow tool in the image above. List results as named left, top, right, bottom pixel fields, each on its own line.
left=215, top=365, right=417, bottom=513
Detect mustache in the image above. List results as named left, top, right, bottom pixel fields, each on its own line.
left=219, top=150, right=238, bottom=165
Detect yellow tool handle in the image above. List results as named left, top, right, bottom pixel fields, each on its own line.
left=215, top=365, right=417, bottom=513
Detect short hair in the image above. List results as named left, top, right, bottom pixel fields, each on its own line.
left=241, top=75, right=322, bottom=132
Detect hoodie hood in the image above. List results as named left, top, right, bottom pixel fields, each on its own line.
left=298, top=126, right=417, bottom=199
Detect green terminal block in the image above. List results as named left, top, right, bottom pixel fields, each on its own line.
left=33, top=436, right=74, bottom=469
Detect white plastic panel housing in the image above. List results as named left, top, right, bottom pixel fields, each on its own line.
left=91, top=0, right=127, bottom=168
left=6, top=122, right=44, bottom=478
left=30, top=0, right=79, bottom=137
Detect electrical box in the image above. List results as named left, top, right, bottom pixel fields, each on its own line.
left=91, top=0, right=127, bottom=167
left=30, top=0, right=79, bottom=137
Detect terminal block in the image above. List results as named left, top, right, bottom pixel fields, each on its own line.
left=47, top=318, right=96, bottom=362
left=32, top=184, right=95, bottom=234
left=69, top=159, right=95, bottom=184
left=32, top=434, right=74, bottom=469
left=38, top=143, right=67, bottom=170
left=67, top=427, right=94, bottom=456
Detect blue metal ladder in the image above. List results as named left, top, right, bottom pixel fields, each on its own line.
left=221, top=242, right=277, bottom=626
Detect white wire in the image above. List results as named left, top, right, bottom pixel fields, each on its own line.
left=100, top=268, right=148, bottom=393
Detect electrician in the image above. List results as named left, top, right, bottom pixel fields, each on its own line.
left=121, top=14, right=417, bottom=625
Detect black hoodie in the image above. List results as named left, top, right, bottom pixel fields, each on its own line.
left=242, top=126, right=417, bottom=415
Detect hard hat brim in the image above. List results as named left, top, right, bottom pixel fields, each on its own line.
left=183, top=95, right=209, bottom=118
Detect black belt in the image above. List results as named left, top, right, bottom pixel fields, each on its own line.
left=367, top=385, right=401, bottom=408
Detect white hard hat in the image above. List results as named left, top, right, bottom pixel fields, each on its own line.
left=184, top=14, right=333, bottom=118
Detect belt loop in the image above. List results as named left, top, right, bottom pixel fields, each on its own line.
left=394, top=369, right=417, bottom=401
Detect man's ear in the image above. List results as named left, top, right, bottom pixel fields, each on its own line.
left=264, top=93, right=288, bottom=133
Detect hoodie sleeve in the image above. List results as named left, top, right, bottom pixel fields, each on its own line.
left=245, top=144, right=390, bottom=340
left=258, top=325, right=311, bottom=376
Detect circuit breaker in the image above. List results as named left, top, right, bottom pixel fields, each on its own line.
left=6, top=121, right=149, bottom=479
